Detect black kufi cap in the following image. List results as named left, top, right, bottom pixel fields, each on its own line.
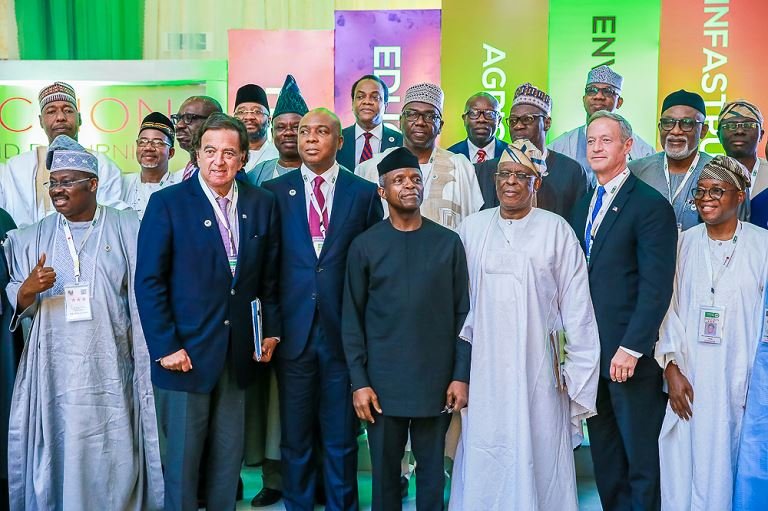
left=377, top=147, right=420, bottom=177
left=139, top=112, right=175, bottom=145
left=235, top=84, right=269, bottom=112
left=662, top=89, right=706, bottom=116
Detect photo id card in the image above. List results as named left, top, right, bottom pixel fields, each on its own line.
left=312, top=236, right=324, bottom=258
left=64, top=282, right=92, bottom=322
left=698, top=305, right=725, bottom=344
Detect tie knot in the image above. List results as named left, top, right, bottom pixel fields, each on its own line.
left=596, top=185, right=606, bottom=198
left=363, top=132, right=374, bottom=141
left=216, top=196, right=230, bottom=208
left=313, top=175, right=325, bottom=189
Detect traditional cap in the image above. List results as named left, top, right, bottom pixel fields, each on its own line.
left=139, top=112, right=175, bottom=146
left=235, top=84, right=269, bottom=112
left=39, top=81, right=77, bottom=110
left=377, top=147, right=420, bottom=177
left=403, top=83, right=444, bottom=115
left=587, top=65, right=623, bottom=91
left=499, top=138, right=547, bottom=177
left=699, top=155, right=751, bottom=191
left=273, top=75, right=309, bottom=118
left=512, top=83, right=552, bottom=115
left=718, top=100, right=763, bottom=126
left=662, top=89, right=706, bottom=117
left=46, top=135, right=98, bottom=175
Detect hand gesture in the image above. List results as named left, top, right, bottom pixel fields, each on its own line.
left=445, top=381, right=469, bottom=412
left=352, top=387, right=382, bottom=423
left=22, top=253, right=56, bottom=295
left=610, top=349, right=638, bottom=383
left=254, top=337, right=279, bottom=363
left=665, top=363, right=694, bottom=420
left=160, top=348, right=193, bottom=372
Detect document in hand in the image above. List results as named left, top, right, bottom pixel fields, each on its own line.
left=252, top=298, right=263, bottom=361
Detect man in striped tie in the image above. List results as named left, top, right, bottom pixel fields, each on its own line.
left=447, top=92, right=508, bottom=163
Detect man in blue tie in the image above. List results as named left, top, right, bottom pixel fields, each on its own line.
left=569, top=111, right=677, bottom=511
left=263, top=108, right=383, bottom=510
left=135, top=113, right=281, bottom=511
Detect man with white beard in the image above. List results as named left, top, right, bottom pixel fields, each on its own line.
left=629, top=90, right=713, bottom=232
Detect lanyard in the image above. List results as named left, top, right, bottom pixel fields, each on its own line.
left=663, top=152, right=700, bottom=203
left=303, top=171, right=337, bottom=237
left=750, top=160, right=760, bottom=195
left=585, top=170, right=630, bottom=257
left=211, top=184, right=238, bottom=257
left=704, top=221, right=741, bottom=305
left=61, top=206, right=102, bottom=283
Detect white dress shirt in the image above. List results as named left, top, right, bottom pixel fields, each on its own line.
left=467, top=138, right=496, bottom=163
left=300, top=162, right=340, bottom=223
left=354, top=123, right=383, bottom=166
left=198, top=171, right=240, bottom=254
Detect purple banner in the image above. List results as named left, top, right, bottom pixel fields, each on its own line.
left=334, top=10, right=441, bottom=128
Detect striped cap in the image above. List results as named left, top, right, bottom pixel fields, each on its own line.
left=39, top=82, right=77, bottom=110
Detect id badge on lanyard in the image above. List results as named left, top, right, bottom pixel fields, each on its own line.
left=698, top=305, right=725, bottom=344
left=61, top=206, right=101, bottom=322
left=762, top=285, right=768, bottom=343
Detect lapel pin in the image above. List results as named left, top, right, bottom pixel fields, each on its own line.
left=388, top=136, right=395, bottom=143
left=611, top=206, right=618, bottom=212
left=289, top=189, right=297, bottom=196
left=204, top=219, right=212, bottom=227
left=242, top=213, right=247, bottom=219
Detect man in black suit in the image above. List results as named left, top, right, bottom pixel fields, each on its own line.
left=337, top=75, right=402, bottom=171
left=475, top=83, right=590, bottom=218
left=568, top=111, right=677, bottom=511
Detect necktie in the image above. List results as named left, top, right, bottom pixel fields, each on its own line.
left=476, top=148, right=487, bottom=163
left=585, top=185, right=606, bottom=255
left=215, top=196, right=236, bottom=257
left=182, top=161, right=196, bottom=181
left=309, top=176, right=328, bottom=238
left=359, top=132, right=374, bottom=163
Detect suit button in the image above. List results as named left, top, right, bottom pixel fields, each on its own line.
left=230, top=289, right=236, bottom=295
left=311, top=293, right=317, bottom=300
left=316, top=267, right=323, bottom=272
left=224, top=320, right=230, bottom=326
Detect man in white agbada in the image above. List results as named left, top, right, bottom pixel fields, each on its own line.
left=656, top=155, right=768, bottom=511
left=3, top=135, right=163, bottom=510
left=356, top=82, right=484, bottom=230
left=121, top=112, right=180, bottom=220
left=0, top=81, right=126, bottom=228
left=450, top=138, right=600, bottom=511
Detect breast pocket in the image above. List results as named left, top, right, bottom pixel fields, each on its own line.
left=484, top=249, right=525, bottom=282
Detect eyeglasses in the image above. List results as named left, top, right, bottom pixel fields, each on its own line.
left=495, top=171, right=536, bottom=182
left=171, top=113, right=208, bottom=125
left=44, top=178, right=92, bottom=189
left=234, top=108, right=268, bottom=118
left=136, top=137, right=171, bottom=148
left=464, top=109, right=500, bottom=121
left=659, top=118, right=703, bottom=132
left=507, top=114, right=546, bottom=127
left=691, top=186, right=738, bottom=200
left=585, top=86, right=619, bottom=98
left=402, top=109, right=441, bottom=123
left=719, top=121, right=760, bottom=131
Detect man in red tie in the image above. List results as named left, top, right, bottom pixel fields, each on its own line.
left=337, top=75, right=403, bottom=172
left=447, top=92, right=508, bottom=163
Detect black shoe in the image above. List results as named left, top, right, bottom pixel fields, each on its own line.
left=250, top=488, right=283, bottom=507
left=400, top=476, right=409, bottom=499
left=237, top=477, right=244, bottom=501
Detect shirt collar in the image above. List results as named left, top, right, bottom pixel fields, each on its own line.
left=355, top=122, right=384, bottom=141
left=598, top=168, right=630, bottom=193
left=197, top=169, right=236, bottom=200
left=467, top=138, right=496, bottom=154
left=300, top=161, right=340, bottom=184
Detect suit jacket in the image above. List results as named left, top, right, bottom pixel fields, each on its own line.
left=569, top=173, right=677, bottom=378
left=337, top=123, right=403, bottom=171
left=135, top=177, right=281, bottom=393
left=447, top=137, right=508, bottom=162
left=263, top=167, right=383, bottom=360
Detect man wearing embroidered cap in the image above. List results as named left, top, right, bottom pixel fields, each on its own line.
left=122, top=112, right=180, bottom=220
left=656, top=155, right=768, bottom=510
left=475, top=83, right=590, bottom=218
left=248, top=75, right=310, bottom=187
left=233, top=84, right=279, bottom=173
left=356, top=82, right=484, bottom=230
left=549, top=65, right=655, bottom=183
left=3, top=135, right=163, bottom=509
left=343, top=147, right=470, bottom=510
left=0, top=81, right=127, bottom=228
left=450, top=138, right=600, bottom=511
left=447, top=92, right=508, bottom=163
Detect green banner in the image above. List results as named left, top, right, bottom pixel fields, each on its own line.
left=547, top=0, right=662, bottom=147
left=440, top=0, right=549, bottom=146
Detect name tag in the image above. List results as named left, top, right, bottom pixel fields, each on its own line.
left=699, top=305, right=725, bottom=344
left=65, top=282, right=92, bottom=322
left=312, top=236, right=324, bottom=258
left=228, top=256, right=237, bottom=276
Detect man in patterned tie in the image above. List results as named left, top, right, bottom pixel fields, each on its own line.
left=447, top=92, right=508, bottom=163
left=337, top=75, right=403, bottom=171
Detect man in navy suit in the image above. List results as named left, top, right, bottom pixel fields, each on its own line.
left=135, top=113, right=281, bottom=511
left=569, top=111, right=677, bottom=511
left=263, top=108, right=383, bottom=511
left=337, top=75, right=402, bottom=171
left=447, top=92, right=508, bottom=163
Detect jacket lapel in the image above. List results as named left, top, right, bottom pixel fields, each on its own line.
left=588, top=174, right=637, bottom=268
left=319, top=169, right=354, bottom=259
left=187, top=177, right=232, bottom=275
left=284, top=171, right=316, bottom=258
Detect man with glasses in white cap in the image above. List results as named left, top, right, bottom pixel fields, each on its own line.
left=0, top=81, right=126, bottom=228
left=356, top=82, right=484, bottom=230
left=447, top=92, right=508, bottom=163
left=549, top=65, right=655, bottom=184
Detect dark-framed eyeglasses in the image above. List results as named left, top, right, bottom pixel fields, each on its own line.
left=136, top=137, right=171, bottom=148
left=171, top=113, right=208, bottom=125
left=464, top=109, right=500, bottom=121
left=44, top=177, right=93, bottom=189
left=507, top=114, right=546, bottom=127
left=659, top=117, right=703, bottom=132
left=719, top=121, right=760, bottom=132
left=585, top=86, right=619, bottom=98
left=691, top=186, right=738, bottom=200
left=402, top=109, right=441, bottom=124
left=495, top=170, right=536, bottom=182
